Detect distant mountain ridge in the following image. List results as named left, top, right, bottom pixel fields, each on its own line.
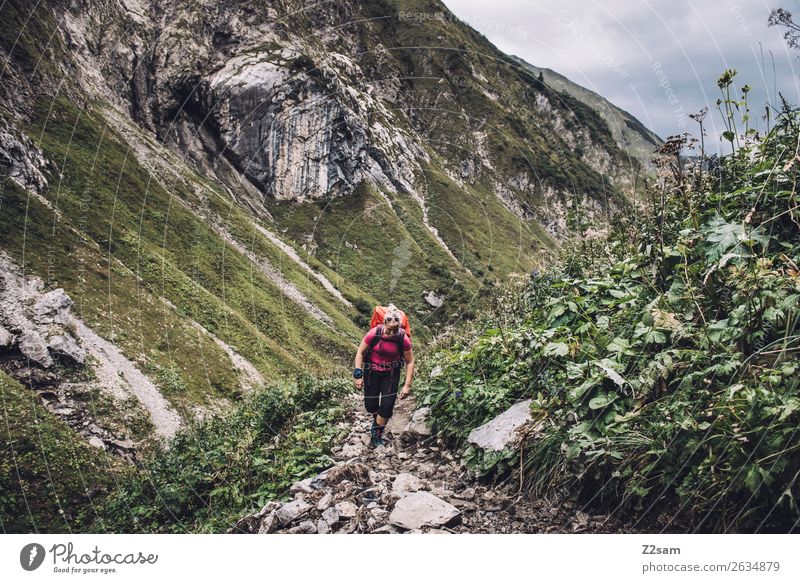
left=510, top=55, right=663, bottom=171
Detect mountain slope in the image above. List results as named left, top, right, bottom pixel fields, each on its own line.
left=0, top=0, right=657, bottom=448
left=510, top=56, right=662, bottom=171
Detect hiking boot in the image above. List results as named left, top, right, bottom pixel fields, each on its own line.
left=370, top=423, right=386, bottom=447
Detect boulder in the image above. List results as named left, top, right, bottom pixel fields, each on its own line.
left=424, top=291, right=444, bottom=308
left=316, top=492, right=333, bottom=511
left=32, top=289, right=73, bottom=325
left=370, top=507, right=389, bottom=520
left=276, top=499, right=312, bottom=526
left=339, top=443, right=362, bottom=458
left=18, top=330, right=53, bottom=367
left=403, top=407, right=431, bottom=437
left=256, top=501, right=282, bottom=517
left=467, top=399, right=533, bottom=451
left=389, top=492, right=461, bottom=530
left=392, top=473, right=424, bottom=496
left=316, top=519, right=331, bottom=534
left=258, top=511, right=279, bottom=534
left=293, top=520, right=317, bottom=534
left=290, top=477, right=314, bottom=495
left=373, top=524, right=401, bottom=534
left=231, top=503, right=276, bottom=534
left=88, top=436, right=106, bottom=450
left=47, top=334, right=86, bottom=364
left=110, top=438, right=135, bottom=450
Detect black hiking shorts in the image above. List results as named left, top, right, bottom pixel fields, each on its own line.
left=363, top=366, right=401, bottom=419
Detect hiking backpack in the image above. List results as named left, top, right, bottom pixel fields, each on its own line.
left=370, top=306, right=411, bottom=337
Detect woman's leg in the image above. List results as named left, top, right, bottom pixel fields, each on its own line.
left=363, top=368, right=380, bottom=417
left=372, top=368, right=400, bottom=444
left=365, top=370, right=388, bottom=446
left=377, top=367, right=400, bottom=422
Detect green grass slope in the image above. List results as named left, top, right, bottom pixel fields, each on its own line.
left=1, top=95, right=371, bottom=415
left=0, top=370, right=120, bottom=533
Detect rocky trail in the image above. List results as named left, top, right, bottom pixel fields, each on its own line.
left=233, top=394, right=630, bottom=534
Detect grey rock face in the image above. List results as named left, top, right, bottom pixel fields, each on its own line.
left=203, top=51, right=422, bottom=203
left=467, top=399, right=533, bottom=451
left=389, top=492, right=461, bottom=530
left=18, top=330, right=54, bottom=368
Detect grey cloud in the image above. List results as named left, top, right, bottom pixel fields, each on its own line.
left=443, top=0, right=800, bottom=152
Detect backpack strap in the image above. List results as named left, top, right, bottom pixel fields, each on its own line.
left=364, top=325, right=383, bottom=369
left=369, top=325, right=384, bottom=349
left=394, top=328, right=406, bottom=355
left=389, top=328, right=406, bottom=366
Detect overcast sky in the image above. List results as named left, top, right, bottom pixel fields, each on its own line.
left=442, top=0, right=800, bottom=152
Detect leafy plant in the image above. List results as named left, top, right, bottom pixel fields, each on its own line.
left=416, top=82, right=800, bottom=532
left=97, top=375, right=351, bottom=533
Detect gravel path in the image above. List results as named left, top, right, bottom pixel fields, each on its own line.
left=233, top=394, right=630, bottom=534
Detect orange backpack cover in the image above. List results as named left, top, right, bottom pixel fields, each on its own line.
left=370, top=306, right=411, bottom=337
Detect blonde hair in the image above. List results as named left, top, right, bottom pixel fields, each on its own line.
left=384, top=304, right=403, bottom=324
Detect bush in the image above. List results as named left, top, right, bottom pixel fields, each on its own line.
left=97, top=376, right=351, bottom=533
left=416, top=93, right=800, bottom=532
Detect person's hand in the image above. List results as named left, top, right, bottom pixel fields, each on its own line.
left=355, top=378, right=363, bottom=389
left=400, top=384, right=411, bottom=399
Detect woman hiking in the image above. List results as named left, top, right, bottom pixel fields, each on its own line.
left=353, top=305, right=414, bottom=447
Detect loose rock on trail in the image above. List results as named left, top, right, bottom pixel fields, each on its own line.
left=233, top=393, right=628, bottom=534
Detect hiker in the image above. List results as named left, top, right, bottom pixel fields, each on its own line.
left=353, top=305, right=414, bottom=447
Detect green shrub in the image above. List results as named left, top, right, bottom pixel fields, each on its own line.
left=97, top=376, right=351, bottom=533
left=416, top=89, right=800, bottom=532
